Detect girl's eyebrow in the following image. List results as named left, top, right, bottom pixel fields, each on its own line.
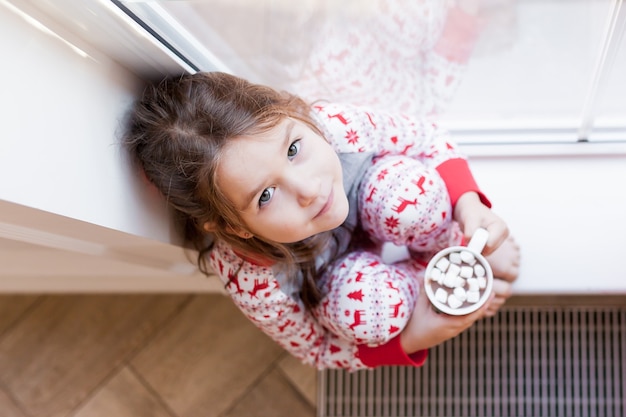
left=238, top=120, right=296, bottom=211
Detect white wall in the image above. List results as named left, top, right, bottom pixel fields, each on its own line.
left=0, top=2, right=223, bottom=292
left=0, top=2, right=173, bottom=242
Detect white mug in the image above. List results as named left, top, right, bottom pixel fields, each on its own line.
left=423, top=228, right=494, bottom=315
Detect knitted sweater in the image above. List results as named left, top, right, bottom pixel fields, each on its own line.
left=208, top=102, right=488, bottom=370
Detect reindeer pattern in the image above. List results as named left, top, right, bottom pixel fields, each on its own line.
left=290, top=1, right=478, bottom=118
left=208, top=96, right=472, bottom=370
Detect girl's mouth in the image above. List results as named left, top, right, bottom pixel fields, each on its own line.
left=314, top=188, right=334, bottom=219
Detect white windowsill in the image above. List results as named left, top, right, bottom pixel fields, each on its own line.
left=460, top=140, right=626, bottom=158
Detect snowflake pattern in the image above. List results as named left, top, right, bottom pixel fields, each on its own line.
left=384, top=216, right=400, bottom=230
left=345, top=128, right=359, bottom=145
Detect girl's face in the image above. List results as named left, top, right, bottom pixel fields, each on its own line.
left=217, top=118, right=349, bottom=243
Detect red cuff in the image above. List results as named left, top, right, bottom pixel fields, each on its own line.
left=357, top=335, right=428, bottom=368
left=436, top=158, right=491, bottom=209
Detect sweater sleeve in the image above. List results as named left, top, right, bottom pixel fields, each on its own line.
left=312, top=102, right=490, bottom=209
left=209, top=240, right=428, bottom=370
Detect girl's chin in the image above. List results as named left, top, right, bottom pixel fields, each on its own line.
left=335, top=194, right=350, bottom=223
left=319, top=198, right=350, bottom=233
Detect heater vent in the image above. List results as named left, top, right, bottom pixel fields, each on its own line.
left=319, top=306, right=625, bottom=417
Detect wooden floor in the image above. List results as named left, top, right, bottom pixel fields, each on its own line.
left=0, top=294, right=317, bottom=417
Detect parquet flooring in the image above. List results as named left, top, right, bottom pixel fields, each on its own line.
left=0, top=294, right=316, bottom=417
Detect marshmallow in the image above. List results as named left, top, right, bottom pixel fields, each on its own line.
left=460, top=250, right=477, bottom=265
left=448, top=264, right=461, bottom=276
left=454, top=276, right=465, bottom=288
left=453, top=287, right=467, bottom=302
left=443, top=271, right=458, bottom=288
left=478, top=276, right=487, bottom=289
left=467, top=291, right=480, bottom=303
left=448, top=294, right=463, bottom=309
left=435, top=257, right=450, bottom=272
left=467, top=278, right=479, bottom=292
left=429, top=268, right=442, bottom=283
left=460, top=265, right=473, bottom=278
left=448, top=251, right=462, bottom=265
left=435, top=288, right=448, bottom=304
left=474, top=264, right=486, bottom=277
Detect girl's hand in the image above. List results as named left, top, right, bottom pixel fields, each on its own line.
left=453, top=192, right=509, bottom=256
left=399, top=278, right=513, bottom=353
left=483, top=278, right=514, bottom=317
left=398, top=192, right=521, bottom=355
left=399, top=286, right=494, bottom=353
left=452, top=193, right=521, bottom=320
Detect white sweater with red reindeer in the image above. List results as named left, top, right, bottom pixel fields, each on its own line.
left=208, top=102, right=489, bottom=370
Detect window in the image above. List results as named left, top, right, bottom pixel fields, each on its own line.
left=113, top=0, right=626, bottom=148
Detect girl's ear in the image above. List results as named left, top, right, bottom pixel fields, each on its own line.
left=229, top=226, right=253, bottom=239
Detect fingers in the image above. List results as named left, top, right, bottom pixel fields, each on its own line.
left=474, top=291, right=496, bottom=319
left=401, top=292, right=480, bottom=352
left=484, top=296, right=506, bottom=317
left=485, top=235, right=521, bottom=282
left=459, top=210, right=509, bottom=256
left=492, top=278, right=513, bottom=299
left=483, top=220, right=509, bottom=255
left=483, top=279, right=512, bottom=317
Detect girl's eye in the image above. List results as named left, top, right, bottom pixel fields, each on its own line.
left=288, top=140, right=301, bottom=158
left=259, top=187, right=274, bottom=207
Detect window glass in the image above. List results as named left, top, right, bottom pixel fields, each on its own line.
left=439, top=0, right=612, bottom=142
left=119, top=0, right=623, bottom=144
left=591, top=10, right=626, bottom=142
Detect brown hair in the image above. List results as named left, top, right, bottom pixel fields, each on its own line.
left=123, top=72, right=338, bottom=308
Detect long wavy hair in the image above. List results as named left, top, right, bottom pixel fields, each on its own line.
left=123, top=71, right=339, bottom=308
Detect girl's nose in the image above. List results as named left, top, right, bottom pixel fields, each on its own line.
left=292, top=175, right=319, bottom=207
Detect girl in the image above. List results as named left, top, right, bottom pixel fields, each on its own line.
left=124, top=71, right=520, bottom=371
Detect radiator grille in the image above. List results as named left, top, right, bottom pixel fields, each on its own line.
left=319, top=307, right=626, bottom=417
